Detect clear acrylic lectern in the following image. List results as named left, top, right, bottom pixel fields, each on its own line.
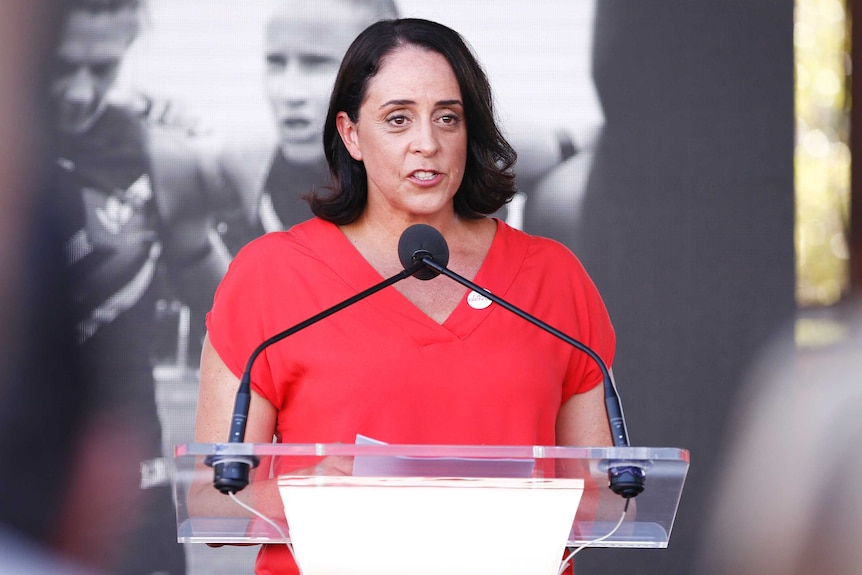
left=173, top=443, right=688, bottom=575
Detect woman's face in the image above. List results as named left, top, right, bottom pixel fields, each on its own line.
left=338, top=46, right=468, bottom=223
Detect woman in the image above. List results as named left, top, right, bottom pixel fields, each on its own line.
left=196, top=18, right=615, bottom=575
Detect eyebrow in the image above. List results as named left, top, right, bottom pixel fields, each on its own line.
left=379, top=99, right=463, bottom=109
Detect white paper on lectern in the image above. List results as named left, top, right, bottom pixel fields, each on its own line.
left=278, top=476, right=584, bottom=575
left=352, top=434, right=536, bottom=478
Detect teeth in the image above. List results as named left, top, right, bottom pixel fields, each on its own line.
left=413, top=171, right=436, bottom=180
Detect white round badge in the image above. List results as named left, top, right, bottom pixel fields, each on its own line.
left=467, top=290, right=493, bottom=310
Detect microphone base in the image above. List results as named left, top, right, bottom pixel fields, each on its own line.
left=204, top=454, right=260, bottom=495
left=607, top=464, right=646, bottom=499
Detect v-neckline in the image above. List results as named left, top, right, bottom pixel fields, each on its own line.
left=298, top=218, right=529, bottom=345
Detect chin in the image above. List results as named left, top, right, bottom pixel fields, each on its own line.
left=279, top=141, right=325, bottom=165
left=404, top=202, right=457, bottom=221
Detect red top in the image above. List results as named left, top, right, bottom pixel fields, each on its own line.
left=206, top=217, right=615, bottom=574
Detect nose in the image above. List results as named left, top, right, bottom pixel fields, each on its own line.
left=410, top=118, right=440, bottom=156
left=271, top=60, right=309, bottom=107
left=64, top=66, right=98, bottom=105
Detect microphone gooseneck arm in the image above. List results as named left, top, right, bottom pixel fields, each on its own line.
left=421, top=258, right=630, bottom=446
left=207, top=259, right=428, bottom=495
left=208, top=224, right=451, bottom=495
left=227, top=259, right=426, bottom=444
left=410, top=225, right=645, bottom=499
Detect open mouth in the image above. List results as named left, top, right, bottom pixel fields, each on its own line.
left=282, top=118, right=311, bottom=130
left=412, top=170, right=439, bottom=181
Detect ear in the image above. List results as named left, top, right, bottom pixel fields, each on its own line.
left=335, top=111, right=363, bottom=161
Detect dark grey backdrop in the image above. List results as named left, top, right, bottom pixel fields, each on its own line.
left=569, top=2, right=795, bottom=573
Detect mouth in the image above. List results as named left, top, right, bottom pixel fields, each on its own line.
left=411, top=170, right=440, bottom=182
left=278, top=117, right=319, bottom=144
left=57, top=101, right=101, bottom=132
left=281, top=117, right=312, bottom=130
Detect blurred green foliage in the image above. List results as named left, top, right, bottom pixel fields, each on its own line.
left=795, top=0, right=851, bottom=306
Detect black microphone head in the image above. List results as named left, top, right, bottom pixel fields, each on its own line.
left=398, top=224, right=449, bottom=280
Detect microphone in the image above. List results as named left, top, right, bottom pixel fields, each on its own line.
left=206, top=227, right=449, bottom=494
left=399, top=224, right=645, bottom=499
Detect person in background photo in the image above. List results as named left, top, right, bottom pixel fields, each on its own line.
left=208, top=0, right=399, bottom=255
left=50, top=0, right=234, bottom=572
left=195, top=17, right=616, bottom=575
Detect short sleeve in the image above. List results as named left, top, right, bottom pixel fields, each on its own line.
left=527, top=237, right=615, bottom=403
left=205, top=236, right=278, bottom=401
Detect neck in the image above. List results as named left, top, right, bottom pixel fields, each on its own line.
left=340, top=209, right=494, bottom=276
left=344, top=205, right=467, bottom=244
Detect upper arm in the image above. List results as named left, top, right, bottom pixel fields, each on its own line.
left=195, top=333, right=277, bottom=444
left=556, top=378, right=613, bottom=447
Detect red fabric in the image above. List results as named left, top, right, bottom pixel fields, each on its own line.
left=207, top=217, right=615, bottom=574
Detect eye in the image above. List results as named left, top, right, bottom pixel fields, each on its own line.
left=53, top=58, right=79, bottom=78
left=386, top=114, right=409, bottom=127
left=298, top=54, right=339, bottom=70
left=52, top=59, right=119, bottom=80
left=265, top=54, right=287, bottom=71
left=90, top=62, right=118, bottom=79
left=436, top=112, right=462, bottom=128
